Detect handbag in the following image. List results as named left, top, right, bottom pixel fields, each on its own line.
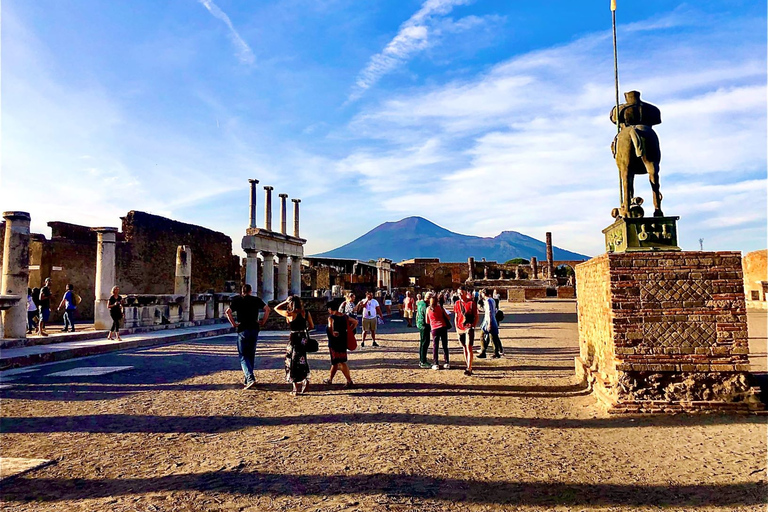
left=442, top=308, right=452, bottom=330
left=346, top=320, right=358, bottom=351
left=304, top=329, right=319, bottom=353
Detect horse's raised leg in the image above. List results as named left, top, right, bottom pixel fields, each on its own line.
left=646, top=159, right=663, bottom=217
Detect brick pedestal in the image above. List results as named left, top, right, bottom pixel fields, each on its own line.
left=575, top=251, right=762, bottom=413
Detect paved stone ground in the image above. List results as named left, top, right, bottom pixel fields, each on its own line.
left=0, top=300, right=765, bottom=511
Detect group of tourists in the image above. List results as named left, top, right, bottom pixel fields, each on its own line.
left=225, top=282, right=506, bottom=395
left=25, top=278, right=80, bottom=336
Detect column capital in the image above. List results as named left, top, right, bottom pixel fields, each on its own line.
left=291, top=198, right=301, bottom=204
left=2, top=211, right=31, bottom=221
left=278, top=193, right=288, bottom=199
left=263, top=185, right=274, bottom=191
left=248, top=178, right=260, bottom=184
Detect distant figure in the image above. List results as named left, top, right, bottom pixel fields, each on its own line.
left=275, top=296, right=315, bottom=395
left=37, top=278, right=53, bottom=337
left=358, top=291, right=383, bottom=348
left=425, top=294, right=451, bottom=370
left=324, top=298, right=357, bottom=389
left=58, top=283, right=77, bottom=332
left=477, top=288, right=503, bottom=359
left=225, top=283, right=270, bottom=390
left=384, top=293, right=393, bottom=315
left=107, top=286, right=124, bottom=341
left=26, top=288, right=37, bottom=334
left=415, top=292, right=431, bottom=368
left=339, top=292, right=358, bottom=334
left=454, top=286, right=478, bottom=376
left=402, top=291, right=415, bottom=328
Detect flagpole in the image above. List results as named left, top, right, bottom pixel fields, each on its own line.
left=611, top=0, right=624, bottom=211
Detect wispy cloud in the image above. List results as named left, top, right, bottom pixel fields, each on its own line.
left=348, top=0, right=481, bottom=102
left=198, top=0, right=255, bottom=65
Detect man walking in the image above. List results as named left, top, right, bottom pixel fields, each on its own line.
left=477, top=288, right=503, bottom=359
left=415, top=292, right=431, bottom=368
left=358, top=291, right=383, bottom=347
left=37, top=278, right=53, bottom=337
left=58, top=283, right=78, bottom=332
left=225, top=284, right=271, bottom=390
left=402, top=291, right=415, bottom=327
left=454, top=286, right=478, bottom=375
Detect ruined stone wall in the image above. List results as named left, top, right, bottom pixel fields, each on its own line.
left=575, top=255, right=615, bottom=375
left=743, top=249, right=767, bottom=309
left=394, top=262, right=470, bottom=289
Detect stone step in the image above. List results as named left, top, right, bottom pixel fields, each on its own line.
left=0, top=323, right=235, bottom=369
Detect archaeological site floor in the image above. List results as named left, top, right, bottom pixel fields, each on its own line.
left=0, top=300, right=766, bottom=511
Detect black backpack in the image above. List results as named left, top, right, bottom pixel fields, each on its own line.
left=495, top=310, right=504, bottom=323
left=459, top=301, right=475, bottom=326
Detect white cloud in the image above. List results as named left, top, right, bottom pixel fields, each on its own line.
left=198, top=0, right=255, bottom=65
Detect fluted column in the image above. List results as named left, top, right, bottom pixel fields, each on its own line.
left=245, top=251, right=259, bottom=293
left=174, top=245, right=192, bottom=322
left=93, top=227, right=119, bottom=330
left=2, top=211, right=31, bottom=338
left=277, top=254, right=289, bottom=300
left=262, top=252, right=275, bottom=301
left=291, top=199, right=301, bottom=238
left=279, top=194, right=288, bottom=235
left=263, top=186, right=274, bottom=231
left=248, top=179, right=259, bottom=228
left=290, top=256, right=302, bottom=296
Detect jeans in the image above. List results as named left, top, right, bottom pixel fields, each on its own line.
left=63, top=309, right=76, bottom=331
left=27, top=311, right=37, bottom=332
left=237, top=328, right=260, bottom=383
left=418, top=326, right=431, bottom=364
left=480, top=324, right=503, bottom=355
left=431, top=326, right=449, bottom=365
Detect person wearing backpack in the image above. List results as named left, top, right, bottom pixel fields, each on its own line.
left=454, top=286, right=478, bottom=376
left=58, top=283, right=78, bottom=332
left=477, top=288, right=504, bottom=359
left=37, top=278, right=53, bottom=337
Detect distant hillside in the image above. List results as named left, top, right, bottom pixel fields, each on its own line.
left=312, top=217, right=589, bottom=262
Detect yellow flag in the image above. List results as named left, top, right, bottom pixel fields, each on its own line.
left=611, top=0, right=616, bottom=11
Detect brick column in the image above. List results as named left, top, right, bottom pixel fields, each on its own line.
left=279, top=194, right=288, bottom=235
left=531, top=257, right=538, bottom=279
left=1, top=211, right=31, bottom=338
left=546, top=232, right=555, bottom=278
left=93, top=227, right=119, bottom=330
left=292, top=199, right=301, bottom=238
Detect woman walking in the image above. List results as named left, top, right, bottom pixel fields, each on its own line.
left=275, top=296, right=315, bottom=395
left=339, top=292, right=358, bottom=334
left=425, top=294, right=451, bottom=370
left=107, top=286, right=123, bottom=340
left=26, top=288, right=38, bottom=334
left=325, top=298, right=357, bottom=388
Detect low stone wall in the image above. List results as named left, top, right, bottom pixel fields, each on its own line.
left=575, top=251, right=762, bottom=413
left=557, top=286, right=575, bottom=299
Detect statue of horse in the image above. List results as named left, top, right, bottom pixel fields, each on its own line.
left=610, top=91, right=664, bottom=218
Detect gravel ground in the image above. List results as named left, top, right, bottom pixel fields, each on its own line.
left=1, top=299, right=766, bottom=511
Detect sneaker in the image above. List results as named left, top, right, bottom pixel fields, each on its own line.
left=476, top=352, right=486, bottom=359
left=243, top=380, right=256, bottom=390
left=372, top=342, right=379, bottom=347
left=360, top=341, right=365, bottom=347
left=463, top=369, right=472, bottom=376
left=492, top=353, right=502, bottom=359
left=419, top=363, right=431, bottom=369
left=431, top=364, right=440, bottom=370
left=442, top=363, right=450, bottom=370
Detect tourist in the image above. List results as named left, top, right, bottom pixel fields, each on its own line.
left=37, top=277, right=52, bottom=336
left=454, top=286, right=478, bottom=376
left=384, top=293, right=393, bottom=315
left=58, top=283, right=78, bottom=332
left=402, top=291, right=415, bottom=328
left=225, top=283, right=271, bottom=390
left=339, top=292, right=358, bottom=334
left=425, top=294, right=451, bottom=370
left=107, top=286, right=124, bottom=341
left=26, top=288, right=37, bottom=334
left=324, top=298, right=357, bottom=388
left=477, top=288, right=504, bottom=359
left=415, top=292, right=431, bottom=368
left=358, top=291, right=383, bottom=348
left=275, top=296, right=315, bottom=395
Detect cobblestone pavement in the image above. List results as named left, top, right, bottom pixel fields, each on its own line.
left=1, top=300, right=766, bottom=511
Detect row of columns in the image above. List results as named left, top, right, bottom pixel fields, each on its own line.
left=244, top=252, right=301, bottom=302
left=248, top=180, right=301, bottom=238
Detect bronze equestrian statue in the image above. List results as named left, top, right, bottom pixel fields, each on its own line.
left=610, top=90, right=663, bottom=218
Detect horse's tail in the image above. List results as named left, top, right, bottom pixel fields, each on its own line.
left=628, top=126, right=645, bottom=158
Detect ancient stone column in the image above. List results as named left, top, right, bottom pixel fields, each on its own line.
left=290, top=256, right=302, bottom=296
left=248, top=179, right=259, bottom=228
left=245, top=250, right=259, bottom=293
left=277, top=254, right=289, bottom=300
left=264, top=186, right=274, bottom=231
left=1, top=211, right=31, bottom=338
left=174, top=245, right=192, bottom=322
left=292, top=199, right=301, bottom=238
left=531, top=257, right=539, bottom=279
left=93, top=227, right=119, bottom=330
left=468, top=257, right=475, bottom=281
left=262, top=252, right=275, bottom=301
left=279, top=194, right=288, bottom=235
left=546, top=232, right=555, bottom=278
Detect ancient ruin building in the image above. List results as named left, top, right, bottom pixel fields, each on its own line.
left=743, top=249, right=767, bottom=309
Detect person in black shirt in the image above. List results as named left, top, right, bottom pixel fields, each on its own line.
left=37, top=278, right=53, bottom=337
left=225, top=284, right=271, bottom=390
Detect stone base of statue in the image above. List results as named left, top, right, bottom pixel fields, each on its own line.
left=574, top=251, right=763, bottom=414
left=602, top=216, right=680, bottom=253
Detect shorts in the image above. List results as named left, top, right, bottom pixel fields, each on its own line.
left=458, top=328, right=475, bottom=347
left=40, top=308, right=51, bottom=322
left=404, top=310, right=413, bottom=319
left=362, top=318, right=377, bottom=333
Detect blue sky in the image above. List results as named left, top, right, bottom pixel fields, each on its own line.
left=2, top=0, right=766, bottom=258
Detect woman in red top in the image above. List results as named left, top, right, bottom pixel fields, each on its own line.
left=453, top=286, right=478, bottom=376
left=425, top=295, right=451, bottom=370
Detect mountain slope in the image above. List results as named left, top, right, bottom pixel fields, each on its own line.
left=312, top=217, right=589, bottom=262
